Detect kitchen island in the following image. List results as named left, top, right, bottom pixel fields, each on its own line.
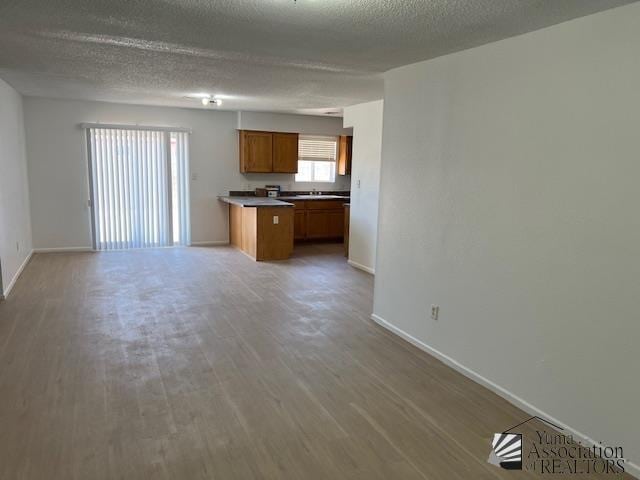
left=218, top=196, right=295, bottom=261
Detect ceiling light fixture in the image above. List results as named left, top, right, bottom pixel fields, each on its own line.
left=184, top=94, right=224, bottom=106
left=201, top=96, right=222, bottom=107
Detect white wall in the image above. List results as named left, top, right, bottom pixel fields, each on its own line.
left=23, top=98, right=349, bottom=249
left=375, top=2, right=640, bottom=472
left=343, top=100, right=383, bottom=273
left=0, top=79, right=33, bottom=297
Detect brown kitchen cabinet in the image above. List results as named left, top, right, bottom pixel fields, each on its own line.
left=239, top=130, right=273, bottom=173
left=338, top=135, right=352, bottom=176
left=227, top=202, right=294, bottom=261
left=239, top=130, right=298, bottom=173
left=344, top=204, right=350, bottom=257
left=306, top=210, right=330, bottom=239
left=294, top=210, right=306, bottom=240
left=294, top=201, right=345, bottom=241
left=327, top=210, right=344, bottom=238
left=272, top=133, right=299, bottom=173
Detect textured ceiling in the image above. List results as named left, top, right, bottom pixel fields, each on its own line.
left=0, top=0, right=635, bottom=114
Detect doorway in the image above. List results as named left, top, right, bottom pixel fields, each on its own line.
left=86, top=127, right=190, bottom=250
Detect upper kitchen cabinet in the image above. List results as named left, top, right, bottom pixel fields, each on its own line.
left=239, top=130, right=299, bottom=173
left=338, top=135, right=352, bottom=176
left=272, top=133, right=299, bottom=173
left=240, top=131, right=273, bottom=173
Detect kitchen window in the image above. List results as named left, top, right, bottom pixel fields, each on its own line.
left=295, top=135, right=338, bottom=183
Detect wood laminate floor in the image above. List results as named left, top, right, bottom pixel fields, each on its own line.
left=0, top=244, right=630, bottom=479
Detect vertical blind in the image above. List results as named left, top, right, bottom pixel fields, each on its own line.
left=87, top=127, right=190, bottom=251
left=172, top=131, right=191, bottom=247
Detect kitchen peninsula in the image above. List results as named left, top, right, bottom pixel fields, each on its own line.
left=218, top=196, right=295, bottom=261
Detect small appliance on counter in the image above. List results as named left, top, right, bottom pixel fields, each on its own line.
left=266, top=185, right=281, bottom=197
left=255, top=185, right=281, bottom=198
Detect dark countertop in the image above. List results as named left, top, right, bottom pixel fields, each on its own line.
left=229, top=190, right=350, bottom=197
left=218, top=196, right=294, bottom=207
left=219, top=194, right=350, bottom=208
left=277, top=195, right=350, bottom=201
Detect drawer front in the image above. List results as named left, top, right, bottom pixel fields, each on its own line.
left=290, top=201, right=306, bottom=210
left=305, top=200, right=344, bottom=210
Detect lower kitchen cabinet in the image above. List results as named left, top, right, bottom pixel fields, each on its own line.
left=294, top=210, right=306, bottom=240
left=327, top=210, right=344, bottom=238
left=344, top=204, right=350, bottom=257
left=293, top=201, right=345, bottom=241
left=306, top=210, right=330, bottom=239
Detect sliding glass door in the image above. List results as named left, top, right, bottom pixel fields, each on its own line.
left=86, top=127, right=190, bottom=251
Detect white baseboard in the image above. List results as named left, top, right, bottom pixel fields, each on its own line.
left=370, top=313, right=639, bottom=479
left=33, top=247, right=94, bottom=253
left=190, top=241, right=230, bottom=246
left=2, top=250, right=34, bottom=299
left=348, top=259, right=375, bottom=275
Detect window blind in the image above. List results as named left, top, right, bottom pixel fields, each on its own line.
left=298, top=135, right=338, bottom=162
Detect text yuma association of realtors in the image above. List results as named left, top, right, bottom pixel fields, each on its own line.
left=526, top=430, right=625, bottom=474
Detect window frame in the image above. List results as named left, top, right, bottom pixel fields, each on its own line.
left=295, top=135, right=338, bottom=183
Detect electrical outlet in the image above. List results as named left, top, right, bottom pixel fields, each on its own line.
left=273, top=215, right=279, bottom=225
left=431, top=304, right=439, bottom=320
